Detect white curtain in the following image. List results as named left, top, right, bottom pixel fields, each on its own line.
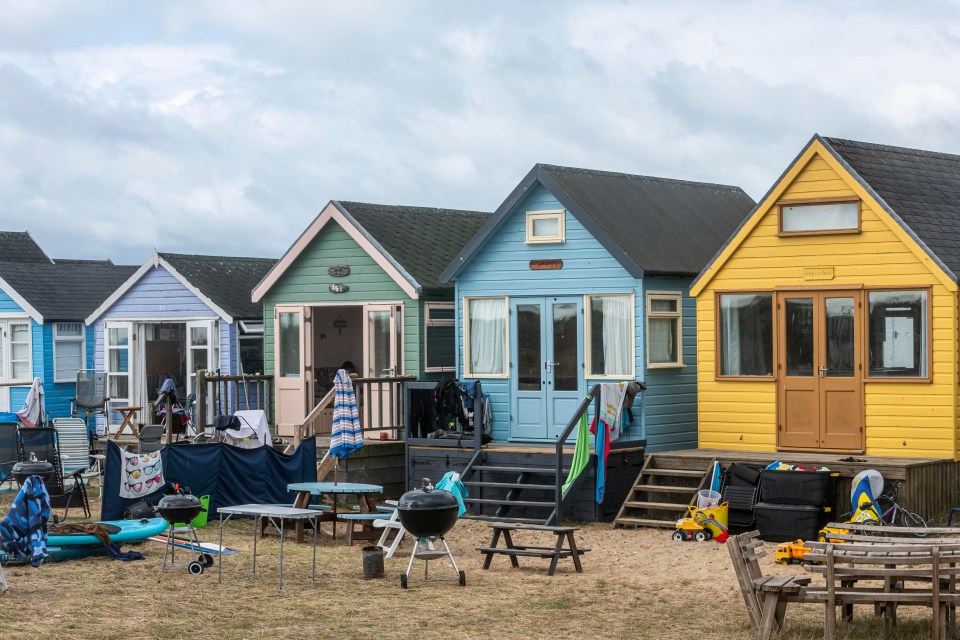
left=721, top=298, right=742, bottom=376
left=600, top=296, right=632, bottom=376
left=469, top=299, right=505, bottom=375
left=649, top=318, right=675, bottom=364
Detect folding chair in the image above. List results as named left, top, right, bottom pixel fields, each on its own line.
left=17, top=427, right=90, bottom=520
left=373, top=500, right=411, bottom=559
left=137, top=425, right=164, bottom=453
left=71, top=370, right=109, bottom=438
left=53, top=417, right=103, bottom=500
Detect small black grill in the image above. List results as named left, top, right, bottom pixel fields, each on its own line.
left=396, top=478, right=465, bottom=589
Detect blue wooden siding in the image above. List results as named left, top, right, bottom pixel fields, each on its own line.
left=0, top=287, right=24, bottom=313
left=454, top=183, right=643, bottom=443
left=641, top=276, right=698, bottom=452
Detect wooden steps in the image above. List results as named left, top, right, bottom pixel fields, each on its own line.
left=613, top=453, right=713, bottom=529
left=459, top=454, right=573, bottom=526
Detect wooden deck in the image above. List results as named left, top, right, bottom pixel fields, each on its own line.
left=658, top=448, right=960, bottom=521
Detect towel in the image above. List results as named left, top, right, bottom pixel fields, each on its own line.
left=599, top=382, right=627, bottom=443
left=435, top=471, right=468, bottom=517
left=561, top=409, right=590, bottom=496
left=0, top=475, right=50, bottom=567
left=17, top=378, right=44, bottom=428
left=120, top=450, right=165, bottom=499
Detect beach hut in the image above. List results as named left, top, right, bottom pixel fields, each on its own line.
left=432, top=164, right=755, bottom=522
left=0, top=231, right=136, bottom=419
left=251, top=201, right=490, bottom=440
left=85, top=250, right=275, bottom=431
left=682, top=135, right=960, bottom=520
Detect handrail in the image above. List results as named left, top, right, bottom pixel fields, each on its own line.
left=551, top=384, right=601, bottom=525
left=296, top=386, right=336, bottom=445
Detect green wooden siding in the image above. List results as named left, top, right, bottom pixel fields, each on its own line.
left=263, top=221, right=430, bottom=377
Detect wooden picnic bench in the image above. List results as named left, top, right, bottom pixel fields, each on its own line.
left=477, top=523, right=590, bottom=576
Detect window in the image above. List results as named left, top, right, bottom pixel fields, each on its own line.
left=525, top=210, right=565, bottom=244
left=238, top=324, right=265, bottom=376
left=278, top=311, right=300, bottom=378
left=718, top=293, right=773, bottom=377
left=424, top=303, right=455, bottom=372
left=54, top=322, right=84, bottom=382
left=105, top=323, right=130, bottom=402
left=647, top=292, right=682, bottom=367
left=867, top=290, right=928, bottom=378
left=586, top=294, right=635, bottom=378
left=779, top=200, right=860, bottom=234
left=464, top=297, right=507, bottom=377
left=0, top=320, right=32, bottom=383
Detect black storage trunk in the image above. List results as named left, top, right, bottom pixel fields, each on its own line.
left=753, top=502, right=829, bottom=542
left=759, top=470, right=835, bottom=506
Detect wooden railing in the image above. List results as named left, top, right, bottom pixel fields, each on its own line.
left=353, top=375, right=415, bottom=441
left=295, top=386, right=336, bottom=446
left=195, top=372, right=273, bottom=431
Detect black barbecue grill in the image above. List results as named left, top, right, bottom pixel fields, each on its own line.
left=157, top=490, right=211, bottom=574
left=396, top=478, right=465, bottom=589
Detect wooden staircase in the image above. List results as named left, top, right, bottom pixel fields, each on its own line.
left=460, top=453, right=570, bottom=526
left=613, top=453, right=713, bottom=528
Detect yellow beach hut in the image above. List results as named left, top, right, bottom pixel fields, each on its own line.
left=690, top=135, right=960, bottom=461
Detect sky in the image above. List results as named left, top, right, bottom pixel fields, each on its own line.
left=1, top=1, right=959, bottom=264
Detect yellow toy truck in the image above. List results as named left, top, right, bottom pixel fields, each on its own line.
left=774, top=540, right=811, bottom=565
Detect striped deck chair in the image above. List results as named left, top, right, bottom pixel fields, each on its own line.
left=17, top=427, right=90, bottom=520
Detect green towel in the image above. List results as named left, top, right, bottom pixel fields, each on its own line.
left=561, top=409, right=590, bottom=496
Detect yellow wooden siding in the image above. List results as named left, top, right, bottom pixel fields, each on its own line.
left=697, top=150, right=959, bottom=459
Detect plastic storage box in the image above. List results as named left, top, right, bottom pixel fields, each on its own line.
left=753, top=502, right=829, bottom=542
left=759, top=470, right=835, bottom=506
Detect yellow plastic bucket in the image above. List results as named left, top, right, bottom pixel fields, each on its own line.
left=690, top=502, right=728, bottom=537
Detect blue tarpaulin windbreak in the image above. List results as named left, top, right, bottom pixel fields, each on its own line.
left=101, top=438, right=317, bottom=520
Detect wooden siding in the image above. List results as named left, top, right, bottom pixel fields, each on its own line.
left=455, top=183, right=644, bottom=443
left=100, top=265, right=216, bottom=319
left=37, top=322, right=82, bottom=419
left=696, top=150, right=959, bottom=459
left=262, top=220, right=421, bottom=380
left=642, top=276, right=698, bottom=452
left=0, top=287, right=25, bottom=314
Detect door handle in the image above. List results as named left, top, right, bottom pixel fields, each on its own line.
left=818, top=366, right=826, bottom=378
left=545, top=361, right=559, bottom=372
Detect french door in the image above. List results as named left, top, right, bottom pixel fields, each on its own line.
left=363, top=304, right=402, bottom=433
left=510, top=296, right=583, bottom=441
left=777, top=290, right=863, bottom=451
left=274, top=306, right=313, bottom=435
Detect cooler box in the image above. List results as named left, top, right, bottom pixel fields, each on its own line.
left=753, top=502, right=830, bottom=542
left=759, top=470, right=835, bottom=506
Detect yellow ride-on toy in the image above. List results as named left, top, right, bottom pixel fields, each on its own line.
left=672, top=503, right=729, bottom=543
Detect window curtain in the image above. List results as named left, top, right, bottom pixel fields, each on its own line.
left=649, top=318, right=674, bottom=363
left=600, top=296, right=631, bottom=376
left=469, top=299, right=505, bottom=375
left=721, top=299, right=742, bottom=375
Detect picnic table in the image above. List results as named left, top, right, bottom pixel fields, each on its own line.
left=286, top=481, right=384, bottom=542
left=476, top=523, right=590, bottom=576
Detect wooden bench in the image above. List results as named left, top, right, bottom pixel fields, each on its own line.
left=337, top=512, right=385, bottom=545
left=476, top=523, right=590, bottom=576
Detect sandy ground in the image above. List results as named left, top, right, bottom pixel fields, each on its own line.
left=0, top=497, right=937, bottom=640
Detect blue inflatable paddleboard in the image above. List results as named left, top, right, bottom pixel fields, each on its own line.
left=47, top=518, right=169, bottom=548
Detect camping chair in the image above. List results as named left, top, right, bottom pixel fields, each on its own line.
left=52, top=417, right=103, bottom=500
left=373, top=501, right=406, bottom=559
left=16, top=427, right=90, bottom=520
left=138, top=425, right=164, bottom=453
left=0, top=421, right=18, bottom=490
left=71, top=370, right=109, bottom=438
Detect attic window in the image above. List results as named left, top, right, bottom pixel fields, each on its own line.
left=779, top=200, right=860, bottom=235
left=525, top=210, right=565, bottom=244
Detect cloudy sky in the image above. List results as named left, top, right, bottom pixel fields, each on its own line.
left=1, top=1, right=958, bottom=264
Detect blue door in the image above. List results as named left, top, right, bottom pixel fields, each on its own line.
left=510, top=297, right=583, bottom=441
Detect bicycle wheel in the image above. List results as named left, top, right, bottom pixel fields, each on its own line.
left=895, top=507, right=928, bottom=530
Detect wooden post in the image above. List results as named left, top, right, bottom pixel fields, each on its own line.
left=164, top=393, right=173, bottom=445
left=197, top=369, right=207, bottom=433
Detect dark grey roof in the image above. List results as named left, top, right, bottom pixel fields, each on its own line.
left=822, top=136, right=960, bottom=280
left=0, top=231, right=52, bottom=264
left=441, top=164, right=755, bottom=281
left=159, top=253, right=277, bottom=320
left=0, top=260, right=137, bottom=320
left=335, top=202, right=491, bottom=293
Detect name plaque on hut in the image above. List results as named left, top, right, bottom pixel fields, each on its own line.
left=529, top=259, right=563, bottom=271
left=329, top=283, right=349, bottom=293
left=328, top=265, right=350, bottom=277
left=801, top=267, right=834, bottom=281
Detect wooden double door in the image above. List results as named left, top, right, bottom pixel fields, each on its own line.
left=777, top=290, right=864, bottom=452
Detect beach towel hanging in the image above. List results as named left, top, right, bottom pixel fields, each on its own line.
left=120, top=450, right=164, bottom=499
left=0, top=475, right=50, bottom=567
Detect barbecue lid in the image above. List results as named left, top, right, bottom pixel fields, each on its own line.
left=157, top=493, right=201, bottom=510
left=398, top=478, right=459, bottom=511
left=12, top=460, right=54, bottom=475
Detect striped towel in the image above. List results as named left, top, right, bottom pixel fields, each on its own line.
left=329, top=369, right=363, bottom=460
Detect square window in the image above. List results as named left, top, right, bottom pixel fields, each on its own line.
left=424, top=303, right=455, bottom=372
left=586, top=294, right=634, bottom=378
left=647, top=292, right=682, bottom=367
left=780, top=201, right=859, bottom=234
left=867, top=290, right=928, bottom=378
left=717, top=293, right=773, bottom=377
left=525, top=210, right=565, bottom=244
left=465, top=298, right=507, bottom=376
left=54, top=322, right=85, bottom=382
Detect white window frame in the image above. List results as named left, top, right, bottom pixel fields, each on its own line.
left=0, top=318, right=33, bottom=384
left=645, top=291, right=684, bottom=368
left=463, top=296, right=510, bottom=378
left=104, top=320, right=133, bottom=407
left=53, top=322, right=86, bottom=383
left=584, top=293, right=636, bottom=380
left=525, top=210, right=566, bottom=244
left=423, top=302, right=455, bottom=373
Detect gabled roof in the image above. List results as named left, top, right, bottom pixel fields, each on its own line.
left=252, top=201, right=490, bottom=301
left=0, top=260, right=138, bottom=322
left=159, top=253, right=276, bottom=319
left=692, top=134, right=960, bottom=294
left=0, top=231, right=53, bottom=264
left=86, top=251, right=276, bottom=325
left=440, top=164, right=755, bottom=282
